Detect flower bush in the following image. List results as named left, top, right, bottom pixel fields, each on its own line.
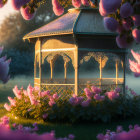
left=97, top=124, right=140, bottom=140
left=99, top=0, right=140, bottom=48
left=0, top=116, right=75, bottom=140
left=4, top=85, right=140, bottom=123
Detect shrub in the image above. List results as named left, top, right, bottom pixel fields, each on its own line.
left=4, top=85, right=140, bottom=123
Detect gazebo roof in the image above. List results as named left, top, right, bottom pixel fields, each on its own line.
left=23, top=8, right=114, bottom=40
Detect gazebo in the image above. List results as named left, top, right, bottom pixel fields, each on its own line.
left=23, top=8, right=126, bottom=96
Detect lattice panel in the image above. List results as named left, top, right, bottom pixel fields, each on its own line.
left=41, top=84, right=74, bottom=100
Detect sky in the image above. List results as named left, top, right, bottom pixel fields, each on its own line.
left=0, top=0, right=17, bottom=24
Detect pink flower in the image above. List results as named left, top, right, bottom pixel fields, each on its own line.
left=34, top=86, right=40, bottom=91
left=129, top=60, right=140, bottom=77
left=106, top=91, right=119, bottom=100
left=130, top=90, right=137, bottom=96
left=23, top=90, right=28, bottom=96
left=52, top=0, right=64, bottom=16
left=4, top=103, right=11, bottom=111
left=84, top=88, right=93, bottom=99
left=11, top=0, right=30, bottom=10
left=132, top=28, right=140, bottom=43
left=8, top=97, right=16, bottom=106
left=41, top=90, right=51, bottom=97
left=13, top=85, right=21, bottom=99
left=42, top=114, right=48, bottom=119
left=53, top=93, right=59, bottom=99
left=91, top=86, right=101, bottom=94
left=81, top=0, right=89, bottom=6
left=21, top=6, right=36, bottom=20
left=48, top=99, right=56, bottom=107
left=132, top=15, right=140, bottom=27
left=72, top=0, right=81, bottom=8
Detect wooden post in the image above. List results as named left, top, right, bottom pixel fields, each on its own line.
left=116, top=60, right=119, bottom=85
left=50, top=60, right=53, bottom=80
left=64, top=61, right=67, bottom=80
left=39, top=39, right=42, bottom=91
left=99, top=56, right=102, bottom=86
left=74, top=48, right=78, bottom=96
left=34, top=58, right=36, bottom=79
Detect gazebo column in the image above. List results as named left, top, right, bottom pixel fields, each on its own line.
left=116, top=60, right=119, bottom=85
left=74, top=48, right=78, bottom=96
left=39, top=39, right=42, bottom=90
left=34, top=57, right=36, bottom=79
left=64, top=61, right=67, bottom=80
left=99, top=56, right=102, bottom=86
left=50, top=60, right=53, bottom=80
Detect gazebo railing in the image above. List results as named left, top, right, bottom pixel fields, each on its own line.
left=34, top=78, right=124, bottom=99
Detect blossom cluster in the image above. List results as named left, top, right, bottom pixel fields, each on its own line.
left=129, top=50, right=140, bottom=77
left=0, top=0, right=94, bottom=20
left=0, top=116, right=75, bottom=140
left=4, top=84, right=60, bottom=114
left=99, top=0, right=140, bottom=48
left=97, top=124, right=140, bottom=140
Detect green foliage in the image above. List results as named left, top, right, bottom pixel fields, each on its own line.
left=9, top=88, right=140, bottom=124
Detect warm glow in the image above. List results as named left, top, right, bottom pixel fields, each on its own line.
left=0, top=0, right=18, bottom=24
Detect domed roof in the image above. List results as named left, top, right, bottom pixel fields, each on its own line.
left=23, top=8, right=115, bottom=41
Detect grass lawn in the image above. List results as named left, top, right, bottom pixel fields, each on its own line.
left=0, top=76, right=140, bottom=140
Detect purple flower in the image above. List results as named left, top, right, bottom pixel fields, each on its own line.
left=114, top=87, right=121, bottom=93
left=104, top=17, right=118, bottom=32
left=94, top=94, right=102, bottom=101
left=0, top=51, right=11, bottom=84
left=96, top=133, right=104, bottom=140
left=81, top=99, right=90, bottom=107
left=68, top=134, right=75, bottom=139
left=120, top=2, right=133, bottom=18
left=117, top=126, right=123, bottom=133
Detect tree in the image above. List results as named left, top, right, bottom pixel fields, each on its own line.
left=0, top=4, right=56, bottom=51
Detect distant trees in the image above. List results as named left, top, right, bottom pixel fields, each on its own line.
left=0, top=4, right=56, bottom=52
